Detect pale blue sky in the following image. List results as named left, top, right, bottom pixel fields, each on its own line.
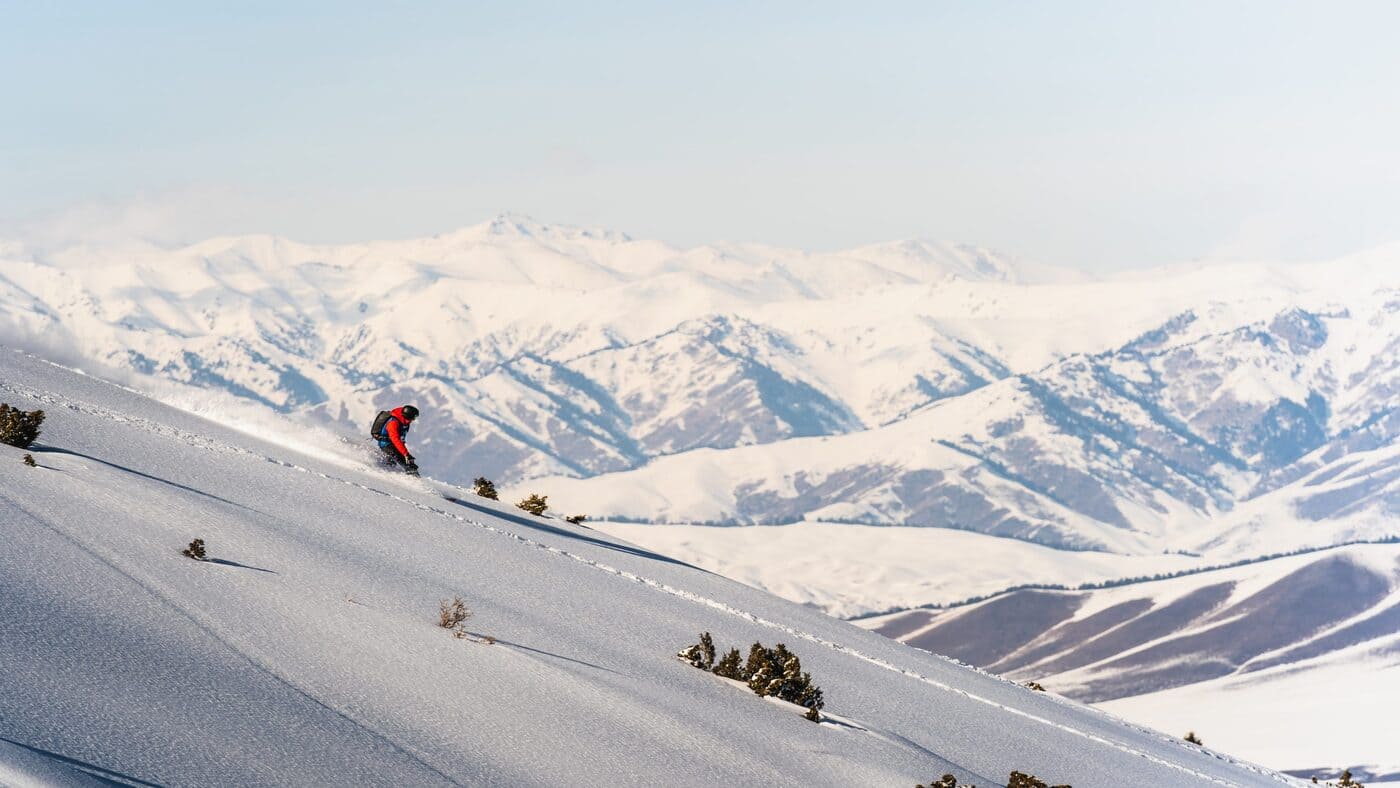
left=3, top=1, right=1399, bottom=270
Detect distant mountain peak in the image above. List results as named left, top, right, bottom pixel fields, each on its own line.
left=469, top=212, right=634, bottom=244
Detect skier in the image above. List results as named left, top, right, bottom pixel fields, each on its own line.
left=371, top=405, right=420, bottom=476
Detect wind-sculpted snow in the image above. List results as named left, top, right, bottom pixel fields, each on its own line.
left=0, top=348, right=1290, bottom=787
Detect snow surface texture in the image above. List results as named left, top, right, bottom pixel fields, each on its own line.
left=0, top=349, right=1291, bottom=786
left=861, top=544, right=1400, bottom=778
left=594, top=520, right=1202, bottom=619
left=2, top=218, right=1394, bottom=565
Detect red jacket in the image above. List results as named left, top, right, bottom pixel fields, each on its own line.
left=383, top=407, right=412, bottom=457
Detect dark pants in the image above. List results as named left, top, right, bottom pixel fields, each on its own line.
left=380, top=443, right=408, bottom=467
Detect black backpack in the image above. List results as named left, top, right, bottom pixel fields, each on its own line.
left=370, top=410, right=393, bottom=440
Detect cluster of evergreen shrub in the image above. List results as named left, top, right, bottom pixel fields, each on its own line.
left=917, top=771, right=1070, bottom=788
left=1183, top=730, right=1203, bottom=745
left=516, top=493, right=549, bottom=516
left=1007, top=772, right=1070, bottom=788
left=474, top=476, right=584, bottom=525
left=1311, top=769, right=1365, bottom=787
left=678, top=632, right=825, bottom=722
left=22, top=453, right=36, bottom=467
left=473, top=477, right=499, bottom=500
left=0, top=403, right=44, bottom=449
left=181, top=539, right=207, bottom=560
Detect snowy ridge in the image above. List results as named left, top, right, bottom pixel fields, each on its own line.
left=2, top=219, right=1394, bottom=564
left=861, top=543, right=1400, bottom=776
left=522, top=291, right=1398, bottom=557
left=0, top=347, right=1289, bottom=787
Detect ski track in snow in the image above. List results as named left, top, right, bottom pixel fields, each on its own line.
left=0, top=367, right=1287, bottom=787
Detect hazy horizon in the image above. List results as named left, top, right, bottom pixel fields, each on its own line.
left=5, top=2, right=1400, bottom=272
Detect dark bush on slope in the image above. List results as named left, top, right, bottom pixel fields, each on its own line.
left=678, top=633, right=825, bottom=721
left=516, top=494, right=548, bottom=516
left=438, top=597, right=472, bottom=638
left=22, top=453, right=36, bottom=467
left=1184, top=731, right=1203, bottom=745
left=713, top=647, right=743, bottom=680
left=1007, top=770, right=1071, bottom=788
left=917, top=769, right=1072, bottom=787
left=473, top=477, right=499, bottom=500
left=1312, top=769, right=1365, bottom=787
left=182, top=539, right=207, bottom=560
left=0, top=403, right=44, bottom=449
left=678, top=631, right=715, bottom=670
left=564, top=514, right=587, bottom=525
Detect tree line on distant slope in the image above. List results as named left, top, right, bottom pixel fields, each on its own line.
left=850, top=536, right=1400, bottom=621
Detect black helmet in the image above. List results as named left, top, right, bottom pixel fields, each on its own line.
left=402, top=405, right=420, bottom=421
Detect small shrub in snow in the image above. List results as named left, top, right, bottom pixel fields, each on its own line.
left=712, top=647, right=743, bottom=680
left=564, top=514, right=587, bottom=525
left=678, top=631, right=716, bottom=670
left=1024, top=681, right=1046, bottom=692
left=679, top=634, right=825, bottom=721
left=1312, top=770, right=1365, bottom=787
left=1183, top=730, right=1203, bottom=745
left=0, top=404, right=44, bottom=449
left=516, top=494, right=548, bottom=516
left=473, top=477, right=499, bottom=500
left=1007, top=771, right=1070, bottom=788
left=438, top=597, right=472, bottom=637
left=22, top=453, right=36, bottom=467
left=919, top=770, right=1069, bottom=788
left=182, top=539, right=206, bottom=561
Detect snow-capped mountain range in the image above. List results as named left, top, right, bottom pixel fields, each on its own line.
left=2, top=215, right=1394, bottom=564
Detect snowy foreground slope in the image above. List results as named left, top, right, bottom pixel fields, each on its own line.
left=0, top=349, right=1292, bottom=787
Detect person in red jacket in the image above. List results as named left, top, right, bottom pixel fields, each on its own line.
left=373, top=405, right=420, bottom=476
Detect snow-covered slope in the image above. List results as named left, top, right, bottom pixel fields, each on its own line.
left=0, top=348, right=1291, bottom=786
left=861, top=543, right=1400, bottom=777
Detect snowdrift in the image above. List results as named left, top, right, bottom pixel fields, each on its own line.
left=0, top=348, right=1288, bottom=787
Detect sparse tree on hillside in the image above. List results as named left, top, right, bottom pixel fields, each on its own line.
left=0, top=404, right=44, bottom=449
left=473, top=477, right=499, bottom=500
left=678, top=631, right=716, bottom=670
left=679, top=635, right=825, bottom=722
left=516, top=494, right=548, bottom=516
left=1312, top=769, right=1365, bottom=787
left=1007, top=770, right=1071, bottom=788
left=712, top=648, right=743, bottom=680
